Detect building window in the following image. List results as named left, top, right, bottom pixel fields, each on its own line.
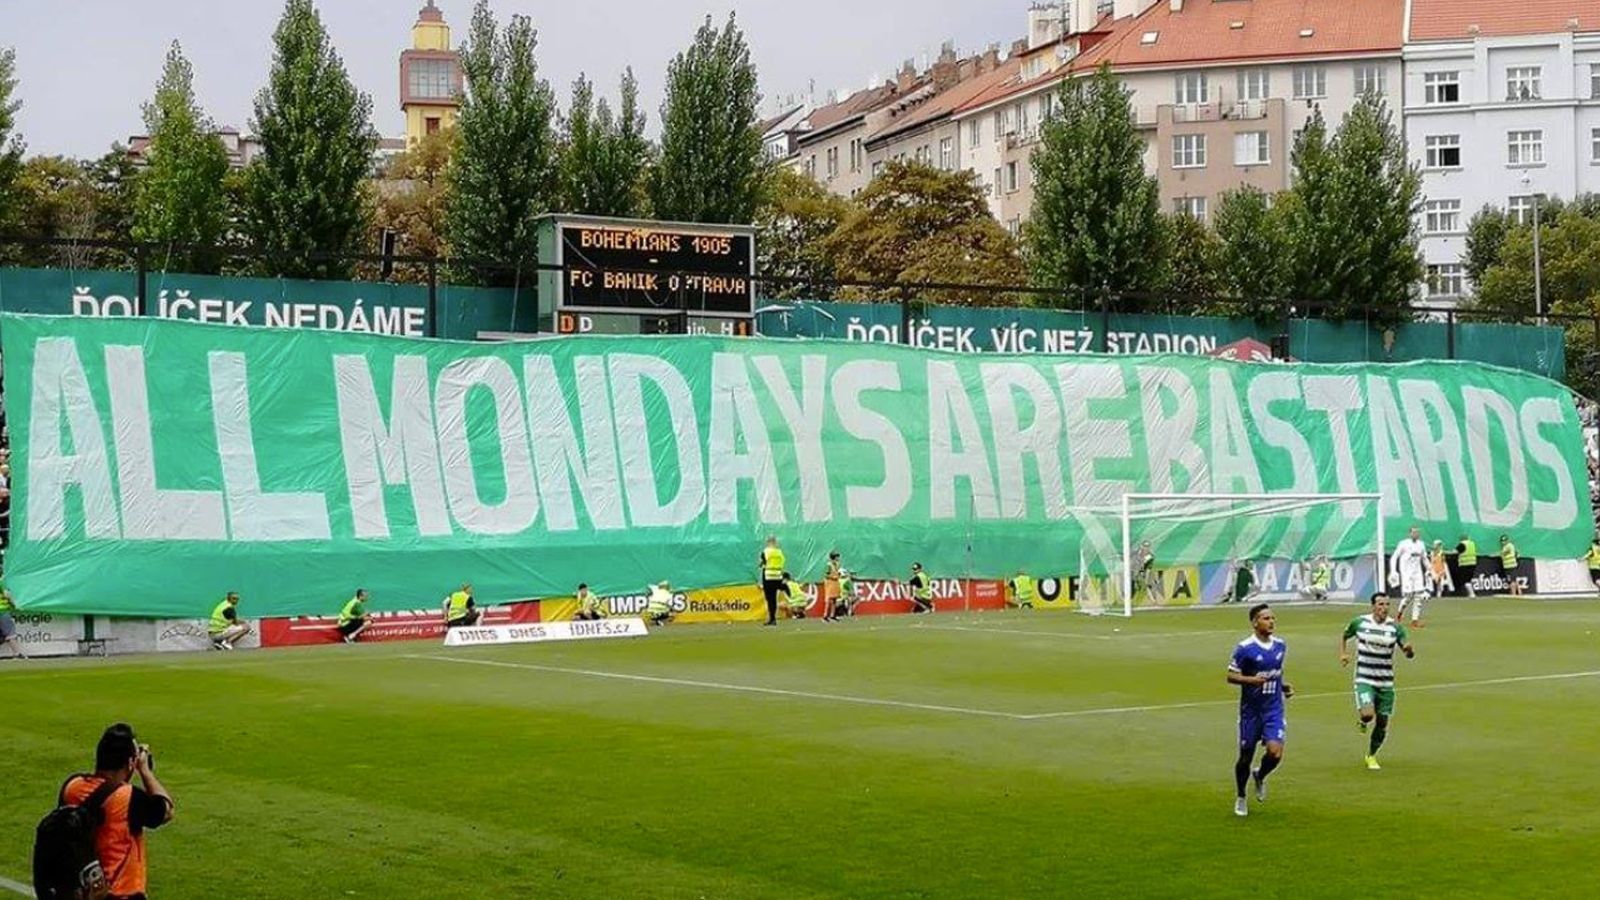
left=993, top=168, right=1002, bottom=197
left=1354, top=64, right=1387, bottom=97
left=1172, top=134, right=1206, bottom=168
left=804, top=155, right=816, bottom=178
left=1592, top=64, right=1600, bottom=99
left=407, top=58, right=456, bottom=100
left=1424, top=134, right=1461, bottom=169
left=425, top=116, right=441, bottom=135
left=1019, top=102, right=1032, bottom=137
left=1006, top=217, right=1022, bottom=236
left=993, top=110, right=1004, bottom=143
left=849, top=139, right=862, bottom=173
left=1506, top=66, right=1542, bottom=101
left=1175, top=72, right=1208, bottom=104
left=1040, top=93, right=1055, bottom=122
left=871, top=160, right=885, bottom=178
left=1234, top=131, right=1269, bottom=166
left=1423, top=71, right=1460, bottom=105
left=967, top=119, right=981, bottom=149
left=1508, top=130, right=1545, bottom=166
left=939, top=137, right=954, bottom=170
left=1508, top=195, right=1536, bottom=226
left=1423, top=199, right=1462, bottom=235
left=1292, top=66, right=1326, bottom=100
left=1173, top=196, right=1207, bottom=222
left=1426, top=264, right=1464, bottom=299
left=1236, top=68, right=1269, bottom=101
left=826, top=147, right=839, bottom=178
left=1592, top=127, right=1600, bottom=163
left=1005, top=161, right=1019, bottom=193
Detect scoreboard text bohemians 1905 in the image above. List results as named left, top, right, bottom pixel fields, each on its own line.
left=558, top=223, right=755, bottom=315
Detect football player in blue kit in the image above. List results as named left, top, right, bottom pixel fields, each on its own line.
left=1226, top=602, right=1293, bottom=817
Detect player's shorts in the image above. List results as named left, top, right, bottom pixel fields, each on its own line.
left=0, top=612, right=15, bottom=639
left=1238, top=706, right=1286, bottom=747
left=1354, top=683, right=1397, bottom=717
left=1588, top=568, right=1600, bottom=584
left=1400, top=572, right=1428, bottom=596
left=337, top=618, right=364, bottom=636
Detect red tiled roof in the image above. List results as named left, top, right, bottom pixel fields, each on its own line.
left=952, top=17, right=1121, bottom=115
left=759, top=106, right=803, bottom=135
left=1408, top=0, right=1597, bottom=41
left=1072, top=0, right=1403, bottom=72
left=867, top=58, right=1023, bottom=145
left=799, top=83, right=905, bottom=141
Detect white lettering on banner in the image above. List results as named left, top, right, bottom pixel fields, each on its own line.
left=68, top=288, right=426, bottom=335
left=1398, top=380, right=1477, bottom=522
left=981, top=362, right=1068, bottom=520
left=524, top=355, right=626, bottom=532
left=708, top=354, right=785, bottom=525
left=831, top=359, right=912, bottom=519
left=1366, top=376, right=1430, bottom=520
left=831, top=320, right=1227, bottom=356
left=1521, top=397, right=1578, bottom=529
left=751, top=355, right=834, bottom=523
left=1137, top=366, right=1207, bottom=494
left=9, top=611, right=87, bottom=657
left=104, top=346, right=228, bottom=540
left=1246, top=372, right=1316, bottom=496
left=927, top=361, right=999, bottom=519
left=209, top=352, right=332, bottom=540
left=1207, top=369, right=1264, bottom=495
left=434, top=356, right=540, bottom=534
left=1463, top=386, right=1528, bottom=528
left=441, top=617, right=650, bottom=647
left=27, top=338, right=122, bottom=540
left=333, top=355, right=452, bottom=538
left=609, top=354, right=706, bottom=527
left=1056, top=362, right=1135, bottom=507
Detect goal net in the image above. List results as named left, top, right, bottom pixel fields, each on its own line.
left=1068, top=493, right=1384, bottom=617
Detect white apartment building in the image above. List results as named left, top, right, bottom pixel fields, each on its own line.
left=1404, top=0, right=1600, bottom=303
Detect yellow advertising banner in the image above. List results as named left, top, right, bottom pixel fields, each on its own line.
left=540, top=584, right=767, bottom=624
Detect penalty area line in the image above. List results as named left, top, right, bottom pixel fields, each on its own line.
left=408, top=654, right=1031, bottom=720
left=0, top=873, right=32, bottom=896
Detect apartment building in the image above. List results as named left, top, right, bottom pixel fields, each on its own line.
left=864, top=52, right=1021, bottom=184
left=1403, top=0, right=1600, bottom=302
left=792, top=80, right=910, bottom=197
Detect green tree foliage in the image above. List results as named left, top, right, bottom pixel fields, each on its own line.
left=134, top=41, right=230, bottom=273
left=369, top=129, right=454, bottom=279
left=1212, top=186, right=1291, bottom=319
left=0, top=47, right=24, bottom=233
left=1463, top=205, right=1509, bottom=291
left=3, top=157, right=104, bottom=267
left=447, top=0, right=558, bottom=285
left=1281, top=97, right=1422, bottom=322
left=245, top=0, right=376, bottom=279
left=822, top=160, right=1023, bottom=306
left=650, top=14, right=763, bottom=224
left=1026, top=65, right=1163, bottom=309
left=753, top=166, right=855, bottom=299
left=560, top=69, right=650, bottom=217
left=1160, top=213, right=1221, bottom=308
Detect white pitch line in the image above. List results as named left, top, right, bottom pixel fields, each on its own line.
left=0, top=873, right=32, bottom=896
left=914, top=623, right=1112, bottom=640
left=1018, top=669, right=1600, bottom=720
left=409, top=654, right=1030, bottom=720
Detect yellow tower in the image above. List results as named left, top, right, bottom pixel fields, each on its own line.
left=400, top=1, right=462, bottom=146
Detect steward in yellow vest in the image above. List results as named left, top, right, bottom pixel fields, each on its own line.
left=444, top=583, right=480, bottom=628
left=758, top=536, right=786, bottom=627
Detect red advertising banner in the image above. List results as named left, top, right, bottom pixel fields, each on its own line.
left=260, top=601, right=542, bottom=647
left=828, top=577, right=1006, bottom=617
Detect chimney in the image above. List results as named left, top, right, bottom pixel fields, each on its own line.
left=1072, top=0, right=1102, bottom=32
left=982, top=43, right=1001, bottom=73
left=958, top=57, right=976, bottom=81
left=897, top=59, right=917, bottom=91
left=1010, top=38, right=1029, bottom=58
left=932, top=41, right=959, bottom=90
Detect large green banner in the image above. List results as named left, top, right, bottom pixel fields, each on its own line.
left=2, top=313, right=1588, bottom=617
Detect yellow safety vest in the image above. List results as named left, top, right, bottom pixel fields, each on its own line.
left=1012, top=575, right=1037, bottom=602
left=447, top=591, right=471, bottom=621
left=338, top=597, right=364, bottom=627
left=1459, top=539, right=1478, bottom=566
left=1500, top=543, right=1518, bottom=568
left=208, top=600, right=233, bottom=635
left=761, top=547, right=786, bottom=581
left=911, top=573, right=932, bottom=600
left=1587, top=545, right=1600, bottom=568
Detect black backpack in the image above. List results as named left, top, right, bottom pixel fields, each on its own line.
left=32, top=774, right=119, bottom=900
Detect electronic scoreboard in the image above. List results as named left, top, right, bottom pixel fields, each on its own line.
left=536, top=214, right=757, bottom=336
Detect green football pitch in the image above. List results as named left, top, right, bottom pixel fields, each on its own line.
left=4, top=598, right=1598, bottom=899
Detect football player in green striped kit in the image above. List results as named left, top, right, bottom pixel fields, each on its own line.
left=1339, top=592, right=1416, bottom=770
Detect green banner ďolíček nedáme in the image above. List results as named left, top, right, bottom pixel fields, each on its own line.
left=1, top=313, right=1588, bottom=617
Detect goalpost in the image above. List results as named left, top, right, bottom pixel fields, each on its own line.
left=1069, top=493, right=1385, bottom=617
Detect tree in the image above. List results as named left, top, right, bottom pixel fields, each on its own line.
left=650, top=14, right=763, bottom=224
left=245, top=0, right=376, bottom=279
left=1281, top=96, right=1422, bottom=322
left=369, top=128, right=454, bottom=277
left=1212, top=185, right=1291, bottom=319
left=134, top=41, right=230, bottom=273
left=1475, top=210, right=1600, bottom=321
left=3, top=156, right=103, bottom=267
left=1160, top=213, right=1221, bottom=308
left=447, top=0, right=558, bottom=285
left=559, top=69, right=650, bottom=218
left=0, top=47, right=23, bottom=233
left=754, top=166, right=855, bottom=299
left=821, top=160, right=1023, bottom=305
left=1463, top=205, right=1509, bottom=291
left=1026, top=65, right=1164, bottom=309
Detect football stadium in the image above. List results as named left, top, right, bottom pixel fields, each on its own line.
left=4, top=1, right=1600, bottom=898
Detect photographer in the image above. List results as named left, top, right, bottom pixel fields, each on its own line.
left=60, top=723, right=174, bottom=899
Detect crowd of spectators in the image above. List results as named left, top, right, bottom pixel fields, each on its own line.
left=1580, top=397, right=1600, bottom=530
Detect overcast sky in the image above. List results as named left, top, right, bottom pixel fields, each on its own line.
left=7, top=0, right=1024, bottom=159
